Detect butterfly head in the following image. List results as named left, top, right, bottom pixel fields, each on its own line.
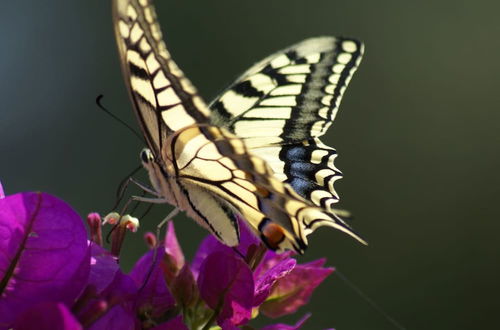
left=139, top=147, right=177, bottom=205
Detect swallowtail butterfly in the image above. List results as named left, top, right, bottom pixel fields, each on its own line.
left=112, top=0, right=366, bottom=253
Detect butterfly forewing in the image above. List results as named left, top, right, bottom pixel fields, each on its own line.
left=113, top=0, right=211, bottom=154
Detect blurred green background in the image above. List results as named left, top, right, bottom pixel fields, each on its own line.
left=1, top=0, right=499, bottom=329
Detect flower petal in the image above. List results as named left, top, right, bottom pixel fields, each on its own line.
left=197, top=251, right=254, bottom=326
left=218, top=319, right=240, bottom=330
left=86, top=304, right=138, bottom=330
left=260, top=261, right=333, bottom=318
left=164, top=221, right=184, bottom=269
left=78, top=268, right=138, bottom=328
left=13, top=302, right=82, bottom=330
left=129, top=247, right=175, bottom=317
left=171, top=264, right=198, bottom=309
left=191, top=234, right=232, bottom=279
left=0, top=180, right=4, bottom=199
left=0, top=192, right=89, bottom=326
left=88, top=243, right=120, bottom=293
left=253, top=258, right=296, bottom=306
left=254, top=250, right=295, bottom=277
left=162, top=221, right=185, bottom=284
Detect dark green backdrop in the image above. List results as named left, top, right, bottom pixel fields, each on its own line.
left=1, top=1, right=499, bottom=329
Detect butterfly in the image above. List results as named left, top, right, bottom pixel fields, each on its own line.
left=112, top=0, right=366, bottom=253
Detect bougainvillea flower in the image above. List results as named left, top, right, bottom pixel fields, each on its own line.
left=0, top=191, right=90, bottom=327
left=259, top=258, right=334, bottom=318
left=0, top=181, right=5, bottom=198
left=170, top=264, right=198, bottom=310
left=0, top=179, right=335, bottom=329
left=253, top=257, right=296, bottom=306
left=186, top=217, right=332, bottom=327
left=190, top=231, right=234, bottom=279
left=198, top=251, right=255, bottom=326
left=164, top=221, right=185, bottom=270
left=87, top=243, right=120, bottom=293
left=129, top=247, right=175, bottom=319
left=12, top=302, right=82, bottom=330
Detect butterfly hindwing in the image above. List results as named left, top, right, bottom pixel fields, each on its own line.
left=167, top=125, right=363, bottom=252
left=209, top=37, right=363, bottom=215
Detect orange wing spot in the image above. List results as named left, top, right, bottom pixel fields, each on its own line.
left=261, top=222, right=286, bottom=250
left=255, top=186, right=270, bottom=197
left=242, top=170, right=253, bottom=181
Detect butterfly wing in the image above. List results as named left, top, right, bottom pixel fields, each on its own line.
left=113, top=0, right=242, bottom=246
left=112, top=0, right=365, bottom=252
left=112, top=0, right=211, bottom=155
left=209, top=37, right=363, bottom=214
left=167, top=125, right=365, bottom=252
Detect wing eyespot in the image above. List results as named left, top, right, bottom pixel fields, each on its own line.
left=259, top=219, right=286, bottom=251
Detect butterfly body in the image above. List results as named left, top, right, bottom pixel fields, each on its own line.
left=113, top=0, right=366, bottom=253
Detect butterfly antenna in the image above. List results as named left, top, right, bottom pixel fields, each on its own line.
left=95, top=94, right=144, bottom=143
left=334, top=269, right=407, bottom=330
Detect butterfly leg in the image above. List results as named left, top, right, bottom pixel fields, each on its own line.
left=156, top=207, right=180, bottom=238
left=112, top=174, right=161, bottom=212
left=129, top=177, right=162, bottom=197
left=115, top=194, right=167, bottom=224
left=126, top=196, right=179, bottom=245
left=139, top=207, right=180, bottom=292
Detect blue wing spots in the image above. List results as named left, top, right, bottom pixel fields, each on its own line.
left=288, top=177, right=314, bottom=196
left=283, top=145, right=307, bottom=161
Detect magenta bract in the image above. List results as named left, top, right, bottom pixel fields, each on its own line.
left=164, top=221, right=184, bottom=271
left=260, top=258, right=334, bottom=318
left=13, top=302, right=83, bottom=330
left=129, top=248, right=175, bottom=318
left=88, top=243, right=120, bottom=293
left=253, top=257, right=296, bottom=306
left=198, top=251, right=254, bottom=326
left=0, top=192, right=89, bottom=327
